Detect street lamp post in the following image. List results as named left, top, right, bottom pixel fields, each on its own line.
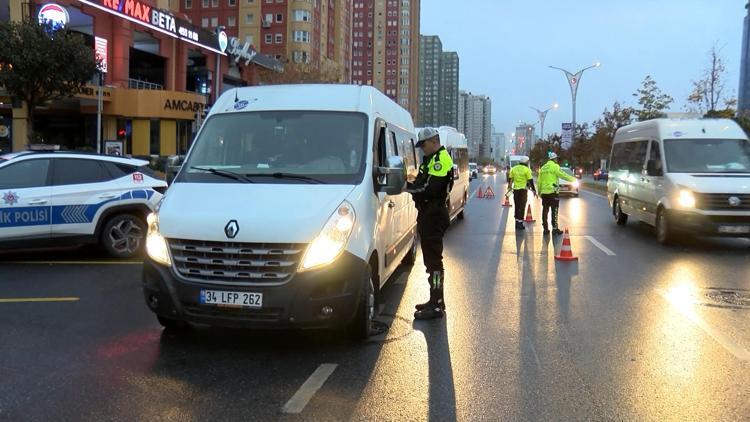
left=548, top=62, right=600, bottom=146
left=529, top=103, right=558, bottom=142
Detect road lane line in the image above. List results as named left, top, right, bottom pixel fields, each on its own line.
left=581, top=189, right=607, bottom=199
left=0, top=261, right=142, bottom=265
left=0, top=297, right=79, bottom=303
left=657, top=289, right=750, bottom=361
left=281, top=364, right=338, bottom=414
left=584, top=236, right=616, bottom=256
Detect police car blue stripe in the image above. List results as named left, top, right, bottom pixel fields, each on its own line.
left=0, top=206, right=51, bottom=228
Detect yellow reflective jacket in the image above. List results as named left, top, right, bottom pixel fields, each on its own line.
left=508, top=164, right=533, bottom=190
left=538, top=160, right=576, bottom=194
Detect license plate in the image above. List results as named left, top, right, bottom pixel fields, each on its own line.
left=718, top=226, right=750, bottom=234
left=200, top=290, right=263, bottom=308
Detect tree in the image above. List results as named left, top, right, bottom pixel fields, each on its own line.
left=590, top=101, right=635, bottom=167
left=687, top=43, right=737, bottom=114
left=632, top=75, right=673, bottom=121
left=258, top=62, right=343, bottom=85
left=0, top=19, right=98, bottom=143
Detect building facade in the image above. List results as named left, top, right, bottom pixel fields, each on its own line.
left=180, top=0, right=352, bottom=82
left=440, top=51, right=458, bottom=128
left=350, top=0, right=420, bottom=119
left=739, top=1, right=750, bottom=116
left=491, top=126, right=505, bottom=165
left=417, top=35, right=458, bottom=128
left=458, top=91, right=491, bottom=160
left=515, top=122, right=535, bottom=156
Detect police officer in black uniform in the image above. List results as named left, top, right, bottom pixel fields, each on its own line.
left=407, top=128, right=454, bottom=320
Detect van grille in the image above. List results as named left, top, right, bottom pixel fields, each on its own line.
left=695, top=193, right=750, bottom=211
left=168, top=239, right=305, bottom=284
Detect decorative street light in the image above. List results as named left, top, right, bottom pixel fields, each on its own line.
left=529, top=103, right=558, bottom=142
left=548, top=62, right=600, bottom=146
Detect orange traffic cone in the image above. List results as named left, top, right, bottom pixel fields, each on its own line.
left=476, top=188, right=484, bottom=199
left=524, top=204, right=536, bottom=223
left=484, top=186, right=495, bottom=199
left=555, top=228, right=579, bottom=261
left=502, top=193, right=512, bottom=207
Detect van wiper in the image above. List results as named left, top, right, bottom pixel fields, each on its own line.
left=245, top=172, right=325, bottom=184
left=190, top=166, right=254, bottom=183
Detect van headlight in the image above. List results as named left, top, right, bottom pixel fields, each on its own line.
left=677, top=189, right=696, bottom=208
left=300, top=201, right=356, bottom=271
left=146, top=213, right=172, bottom=266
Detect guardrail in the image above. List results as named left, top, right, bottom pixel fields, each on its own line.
left=127, top=79, right=164, bottom=90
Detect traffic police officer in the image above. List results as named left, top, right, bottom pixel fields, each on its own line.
left=538, top=152, right=576, bottom=235
left=407, top=128, right=454, bottom=320
left=507, top=156, right=537, bottom=231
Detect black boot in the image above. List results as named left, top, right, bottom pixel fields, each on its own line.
left=414, top=271, right=445, bottom=319
left=515, top=221, right=525, bottom=230
left=552, top=228, right=564, bottom=236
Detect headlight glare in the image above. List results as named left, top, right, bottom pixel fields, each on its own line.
left=677, top=189, right=696, bottom=208
left=300, top=201, right=356, bottom=271
left=146, top=212, right=171, bottom=266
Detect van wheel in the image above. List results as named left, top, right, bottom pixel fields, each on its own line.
left=401, top=232, right=418, bottom=265
left=613, top=198, right=628, bottom=226
left=457, top=192, right=467, bottom=220
left=157, top=316, right=189, bottom=331
left=656, top=208, right=676, bottom=245
left=347, top=266, right=376, bottom=340
left=101, top=214, right=147, bottom=259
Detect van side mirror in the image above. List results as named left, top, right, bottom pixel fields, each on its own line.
left=376, top=156, right=406, bottom=195
left=166, top=155, right=185, bottom=185
left=646, top=159, right=663, bottom=177
left=452, top=164, right=460, bottom=180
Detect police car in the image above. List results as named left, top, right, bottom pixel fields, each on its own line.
left=0, top=149, right=166, bottom=258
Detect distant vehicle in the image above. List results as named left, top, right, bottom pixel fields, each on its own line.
left=575, top=168, right=584, bottom=179
left=143, top=84, right=420, bottom=339
left=559, top=167, right=580, bottom=196
left=482, top=165, right=497, bottom=175
left=593, top=168, right=609, bottom=181
left=469, top=162, right=478, bottom=179
left=438, top=127, right=470, bottom=220
left=0, top=150, right=166, bottom=258
left=507, top=154, right=529, bottom=169
left=607, top=118, right=750, bottom=244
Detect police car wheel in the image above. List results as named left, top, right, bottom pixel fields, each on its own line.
left=348, top=266, right=375, bottom=340
left=101, top=214, right=147, bottom=259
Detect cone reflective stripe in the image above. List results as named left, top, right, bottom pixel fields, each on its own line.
left=555, top=228, right=579, bottom=261
left=484, top=186, right=495, bottom=199
left=524, top=204, right=536, bottom=223
left=477, top=187, right=484, bottom=198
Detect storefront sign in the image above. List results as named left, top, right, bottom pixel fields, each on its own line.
left=95, top=37, right=108, bottom=73
left=164, top=99, right=204, bottom=113
left=227, top=37, right=284, bottom=71
left=76, top=0, right=225, bottom=54
left=218, top=31, right=229, bottom=53
left=38, top=3, right=69, bottom=30
left=77, top=85, right=112, bottom=100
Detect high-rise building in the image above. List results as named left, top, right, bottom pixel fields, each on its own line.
left=491, top=126, right=506, bottom=165
left=515, top=122, right=535, bottom=156
left=180, top=0, right=352, bottom=82
left=418, top=35, right=441, bottom=127
left=458, top=91, right=491, bottom=160
left=441, top=51, right=459, bottom=128
left=739, top=1, right=750, bottom=116
left=351, top=0, right=420, bottom=119
left=417, top=36, right=459, bottom=128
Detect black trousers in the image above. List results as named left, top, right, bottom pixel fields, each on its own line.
left=513, top=189, right=528, bottom=221
left=541, top=193, right=560, bottom=229
left=417, top=202, right=450, bottom=304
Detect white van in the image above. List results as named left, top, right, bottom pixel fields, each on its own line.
left=142, top=85, right=420, bottom=339
left=416, top=126, right=470, bottom=220
left=607, top=118, right=750, bottom=244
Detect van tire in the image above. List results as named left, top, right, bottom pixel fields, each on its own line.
left=613, top=197, right=628, bottom=226
left=457, top=192, right=467, bottom=220
left=347, top=265, right=375, bottom=340
left=101, top=214, right=147, bottom=259
left=656, top=208, right=676, bottom=245
left=157, top=316, right=189, bottom=331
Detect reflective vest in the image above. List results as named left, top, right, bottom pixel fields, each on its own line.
left=508, top=164, right=533, bottom=190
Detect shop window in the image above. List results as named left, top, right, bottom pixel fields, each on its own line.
left=150, top=120, right=161, bottom=156
left=117, top=119, right=133, bottom=155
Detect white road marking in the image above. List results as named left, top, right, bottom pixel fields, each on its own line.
left=584, top=236, right=616, bottom=256
left=581, top=189, right=607, bottom=199
left=281, top=364, right=338, bottom=414
left=657, top=289, right=750, bottom=361
left=0, top=297, right=79, bottom=303
left=525, top=336, right=542, bottom=370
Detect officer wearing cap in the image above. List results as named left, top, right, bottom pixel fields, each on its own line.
left=407, top=127, right=454, bottom=320
left=507, top=156, right=537, bottom=231
left=538, top=152, right=576, bottom=235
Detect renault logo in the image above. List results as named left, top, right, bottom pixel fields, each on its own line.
left=728, top=196, right=742, bottom=207
left=224, top=220, right=239, bottom=238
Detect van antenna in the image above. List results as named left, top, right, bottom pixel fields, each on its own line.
left=234, top=88, right=239, bottom=103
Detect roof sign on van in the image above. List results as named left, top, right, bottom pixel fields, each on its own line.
left=673, top=131, right=683, bottom=137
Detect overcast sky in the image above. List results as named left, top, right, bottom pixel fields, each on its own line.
left=420, top=0, right=745, bottom=139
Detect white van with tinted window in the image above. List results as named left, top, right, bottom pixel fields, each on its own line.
left=142, top=85, right=420, bottom=339
left=607, top=118, right=750, bottom=244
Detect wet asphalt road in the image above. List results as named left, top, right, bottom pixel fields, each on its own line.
left=1, top=174, right=749, bottom=421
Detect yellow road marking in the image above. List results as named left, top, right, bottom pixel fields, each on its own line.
left=0, top=261, right=142, bottom=265
left=0, top=297, right=80, bottom=303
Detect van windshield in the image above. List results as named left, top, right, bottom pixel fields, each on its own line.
left=179, top=111, right=368, bottom=184
left=663, top=138, right=750, bottom=173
